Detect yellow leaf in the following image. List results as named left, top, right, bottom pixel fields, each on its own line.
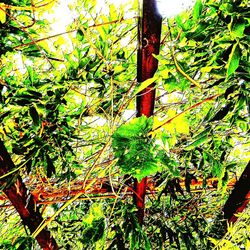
left=200, top=66, right=220, bottom=74
left=246, top=240, right=250, bottom=250
left=152, top=110, right=189, bottom=135
left=151, top=116, right=175, bottom=135
left=152, top=117, right=162, bottom=131
left=0, top=127, right=6, bottom=139
left=167, top=109, right=176, bottom=117
left=96, top=26, right=106, bottom=41
left=39, top=40, right=51, bottom=53
left=168, top=135, right=177, bottom=147
left=0, top=4, right=6, bottom=24
left=174, top=114, right=189, bottom=135
left=208, top=237, right=218, bottom=246
left=135, top=76, right=157, bottom=94
left=85, top=213, right=94, bottom=224
left=161, top=68, right=170, bottom=78
left=151, top=116, right=175, bottom=137
left=55, top=36, right=66, bottom=46
left=163, top=122, right=175, bottom=134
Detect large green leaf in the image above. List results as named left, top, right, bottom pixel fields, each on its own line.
left=193, top=0, right=203, bottom=20
left=112, top=116, right=158, bottom=181
left=231, top=22, right=245, bottom=38
left=226, top=43, right=240, bottom=78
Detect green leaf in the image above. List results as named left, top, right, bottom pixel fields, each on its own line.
left=193, top=0, right=203, bottom=20
left=211, top=158, right=222, bottom=178
left=13, top=236, right=35, bottom=250
left=205, top=152, right=226, bottom=190
left=185, top=127, right=211, bottom=150
left=210, top=102, right=233, bottom=122
left=26, top=66, right=35, bottom=84
left=157, top=150, right=180, bottom=177
left=163, top=76, right=180, bottom=92
left=219, top=3, right=233, bottom=14
left=226, top=43, right=240, bottom=78
left=76, top=29, right=84, bottom=41
left=112, top=116, right=153, bottom=140
left=231, top=22, right=245, bottom=38
left=112, top=116, right=161, bottom=181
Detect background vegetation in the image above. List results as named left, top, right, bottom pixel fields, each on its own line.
left=0, top=0, right=249, bottom=249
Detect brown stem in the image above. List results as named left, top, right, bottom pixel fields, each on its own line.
left=151, top=94, right=221, bottom=133
left=14, top=17, right=137, bottom=50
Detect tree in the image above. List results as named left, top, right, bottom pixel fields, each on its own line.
left=0, top=0, right=249, bottom=249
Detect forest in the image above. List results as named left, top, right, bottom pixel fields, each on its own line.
left=0, top=0, right=249, bottom=249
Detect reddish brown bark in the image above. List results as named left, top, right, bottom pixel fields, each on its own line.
left=223, top=161, right=250, bottom=223
left=0, top=140, right=58, bottom=250
left=135, top=0, right=162, bottom=225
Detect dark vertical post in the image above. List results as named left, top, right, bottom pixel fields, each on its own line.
left=0, top=140, right=58, bottom=250
left=223, top=161, right=250, bottom=223
left=135, top=0, right=162, bottom=225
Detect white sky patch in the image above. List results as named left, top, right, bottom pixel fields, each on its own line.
left=97, top=0, right=196, bottom=18
left=43, top=0, right=196, bottom=35
left=42, top=1, right=76, bottom=34
left=96, top=0, right=136, bottom=19
left=122, top=110, right=136, bottom=121
left=156, top=0, right=196, bottom=17
left=96, top=0, right=127, bottom=9
left=120, top=35, right=132, bottom=47
left=84, top=116, right=107, bottom=127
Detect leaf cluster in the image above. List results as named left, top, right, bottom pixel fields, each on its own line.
left=112, top=116, right=177, bottom=181
left=112, top=116, right=158, bottom=181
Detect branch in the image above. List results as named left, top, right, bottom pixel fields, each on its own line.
left=172, top=49, right=202, bottom=89
left=151, top=94, right=221, bottom=133
left=14, top=17, right=137, bottom=50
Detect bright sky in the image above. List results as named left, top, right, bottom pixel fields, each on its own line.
left=156, top=0, right=196, bottom=17
left=45, top=0, right=196, bottom=34
left=102, top=0, right=196, bottom=17
left=104, top=0, right=196, bottom=16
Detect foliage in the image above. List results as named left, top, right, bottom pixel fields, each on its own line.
left=106, top=203, right=152, bottom=250
left=0, top=0, right=249, bottom=249
left=112, top=115, right=155, bottom=180
left=50, top=202, right=106, bottom=249
left=210, top=206, right=250, bottom=249
left=113, top=115, right=169, bottom=181
left=153, top=0, right=250, bottom=192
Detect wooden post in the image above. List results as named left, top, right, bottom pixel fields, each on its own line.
left=135, top=0, right=162, bottom=225
left=223, top=161, right=250, bottom=223
left=0, top=140, right=58, bottom=250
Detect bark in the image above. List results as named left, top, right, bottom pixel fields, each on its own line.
left=0, top=140, right=58, bottom=250
left=135, top=0, right=162, bottom=225
left=223, top=161, right=250, bottom=223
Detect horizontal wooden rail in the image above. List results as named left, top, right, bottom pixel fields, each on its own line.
left=0, top=177, right=237, bottom=205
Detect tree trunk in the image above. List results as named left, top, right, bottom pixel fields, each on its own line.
left=135, top=0, right=162, bottom=225
left=0, top=140, right=58, bottom=250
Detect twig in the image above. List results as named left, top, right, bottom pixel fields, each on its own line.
left=151, top=94, right=221, bottom=132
